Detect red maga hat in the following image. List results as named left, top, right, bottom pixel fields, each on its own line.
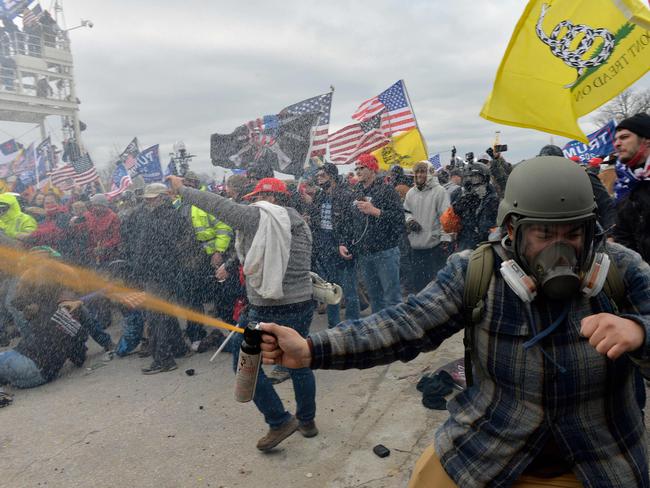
left=243, top=177, right=289, bottom=200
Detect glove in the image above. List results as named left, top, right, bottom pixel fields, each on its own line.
left=406, top=220, right=423, bottom=233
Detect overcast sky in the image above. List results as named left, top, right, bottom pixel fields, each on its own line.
left=2, top=0, right=649, bottom=178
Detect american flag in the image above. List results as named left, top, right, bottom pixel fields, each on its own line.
left=119, top=137, right=140, bottom=171
left=328, top=113, right=390, bottom=165
left=50, top=152, right=98, bottom=189
left=49, top=163, right=76, bottom=190
left=281, top=92, right=332, bottom=158
left=351, top=80, right=417, bottom=136
left=429, top=153, right=442, bottom=170
left=105, top=162, right=132, bottom=200
left=72, top=152, right=98, bottom=186
left=22, top=4, right=42, bottom=27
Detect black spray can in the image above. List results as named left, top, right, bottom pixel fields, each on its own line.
left=234, top=321, right=263, bottom=403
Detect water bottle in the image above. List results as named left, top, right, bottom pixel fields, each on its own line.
left=234, top=321, right=263, bottom=403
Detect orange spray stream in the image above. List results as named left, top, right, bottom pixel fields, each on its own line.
left=3, top=245, right=243, bottom=334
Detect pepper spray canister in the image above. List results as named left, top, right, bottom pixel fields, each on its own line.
left=234, top=321, right=263, bottom=403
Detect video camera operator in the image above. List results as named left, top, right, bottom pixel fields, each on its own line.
left=449, top=162, right=498, bottom=251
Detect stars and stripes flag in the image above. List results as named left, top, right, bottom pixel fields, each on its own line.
left=49, top=163, right=76, bottom=190
left=50, top=152, right=98, bottom=189
left=105, top=162, right=132, bottom=200
left=119, top=137, right=140, bottom=172
left=22, top=3, right=42, bottom=27
left=280, top=91, right=332, bottom=158
left=71, top=152, right=98, bottom=186
left=351, top=80, right=417, bottom=136
left=327, top=113, right=390, bottom=165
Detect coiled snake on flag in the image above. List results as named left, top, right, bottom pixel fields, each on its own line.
left=536, top=3, right=615, bottom=88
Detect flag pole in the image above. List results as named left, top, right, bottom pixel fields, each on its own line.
left=401, top=79, right=422, bottom=133
left=400, top=79, right=428, bottom=157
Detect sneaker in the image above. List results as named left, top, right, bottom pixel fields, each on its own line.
left=141, top=361, right=178, bottom=375
left=256, top=416, right=299, bottom=451
left=102, top=350, right=115, bottom=362
left=298, top=420, right=318, bottom=438
left=267, top=368, right=291, bottom=385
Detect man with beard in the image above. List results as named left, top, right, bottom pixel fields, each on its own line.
left=612, top=113, right=650, bottom=261
left=403, top=161, right=450, bottom=293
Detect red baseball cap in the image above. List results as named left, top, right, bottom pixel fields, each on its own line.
left=356, top=153, right=379, bottom=172
left=243, top=177, right=289, bottom=200
left=588, top=157, right=603, bottom=167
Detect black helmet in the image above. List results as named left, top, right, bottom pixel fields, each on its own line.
left=538, top=145, right=565, bottom=157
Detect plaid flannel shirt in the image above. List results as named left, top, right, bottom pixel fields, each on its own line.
left=310, top=242, right=650, bottom=487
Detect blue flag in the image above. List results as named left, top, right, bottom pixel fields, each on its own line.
left=135, top=144, right=163, bottom=183
left=562, top=121, right=616, bottom=162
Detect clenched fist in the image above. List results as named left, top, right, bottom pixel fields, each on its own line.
left=580, top=313, right=645, bottom=360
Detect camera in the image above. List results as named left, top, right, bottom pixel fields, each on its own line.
left=494, top=144, right=508, bottom=153
left=465, top=152, right=474, bottom=163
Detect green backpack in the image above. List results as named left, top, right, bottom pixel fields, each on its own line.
left=462, top=242, right=626, bottom=387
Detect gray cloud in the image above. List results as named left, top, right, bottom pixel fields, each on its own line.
left=2, top=0, right=648, bottom=176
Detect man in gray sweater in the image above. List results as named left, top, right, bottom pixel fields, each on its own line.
left=403, top=161, right=450, bottom=292
left=167, top=175, right=317, bottom=451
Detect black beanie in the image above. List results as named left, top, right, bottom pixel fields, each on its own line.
left=322, top=162, right=339, bottom=179
left=616, top=113, right=650, bottom=139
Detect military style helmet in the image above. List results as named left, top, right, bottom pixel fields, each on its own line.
left=498, top=156, right=598, bottom=282
left=497, top=156, right=595, bottom=226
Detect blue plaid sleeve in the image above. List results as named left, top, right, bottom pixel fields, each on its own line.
left=310, top=250, right=469, bottom=370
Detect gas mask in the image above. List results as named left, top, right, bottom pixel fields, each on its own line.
left=528, top=242, right=581, bottom=300
left=500, top=219, right=607, bottom=302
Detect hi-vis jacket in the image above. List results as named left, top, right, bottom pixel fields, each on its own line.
left=0, top=193, right=37, bottom=238
left=175, top=195, right=233, bottom=255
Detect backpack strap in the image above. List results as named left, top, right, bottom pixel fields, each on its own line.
left=602, top=255, right=626, bottom=313
left=462, top=242, right=495, bottom=388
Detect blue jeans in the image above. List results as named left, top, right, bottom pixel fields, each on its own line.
left=115, top=310, right=145, bottom=356
left=0, top=350, right=46, bottom=388
left=231, top=302, right=316, bottom=428
left=315, top=253, right=360, bottom=327
left=359, top=246, right=401, bottom=313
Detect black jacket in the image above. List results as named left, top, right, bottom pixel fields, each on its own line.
left=587, top=172, right=616, bottom=234
left=451, top=185, right=499, bottom=251
left=308, top=183, right=356, bottom=259
left=344, top=178, right=406, bottom=256
left=127, top=202, right=201, bottom=295
left=614, top=180, right=650, bottom=262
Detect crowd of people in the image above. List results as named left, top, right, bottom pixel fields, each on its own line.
left=1, top=112, right=650, bottom=486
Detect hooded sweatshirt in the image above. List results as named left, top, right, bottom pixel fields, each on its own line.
left=0, top=193, right=37, bottom=238
left=403, top=174, right=450, bottom=249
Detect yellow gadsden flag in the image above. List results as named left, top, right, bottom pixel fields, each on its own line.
left=481, top=0, right=650, bottom=142
left=371, top=128, right=428, bottom=172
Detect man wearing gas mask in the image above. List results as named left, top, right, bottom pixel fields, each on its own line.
left=260, top=156, right=650, bottom=487
left=449, top=162, right=499, bottom=251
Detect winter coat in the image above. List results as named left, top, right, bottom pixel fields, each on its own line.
left=344, top=178, right=406, bottom=256
left=587, top=171, right=616, bottom=234
left=128, top=201, right=202, bottom=296
left=179, top=187, right=313, bottom=307
left=73, top=207, right=121, bottom=264
left=308, top=184, right=356, bottom=260
left=23, top=206, right=72, bottom=257
left=614, top=180, right=650, bottom=262
left=403, top=180, right=450, bottom=250
left=451, top=184, right=499, bottom=251
left=0, top=193, right=37, bottom=238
